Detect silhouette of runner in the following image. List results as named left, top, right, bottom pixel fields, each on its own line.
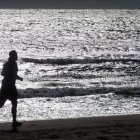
left=0, top=50, right=23, bottom=128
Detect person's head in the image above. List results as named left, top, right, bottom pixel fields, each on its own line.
left=9, top=50, right=18, bottom=61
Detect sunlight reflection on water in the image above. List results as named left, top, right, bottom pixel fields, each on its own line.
left=0, top=9, right=140, bottom=121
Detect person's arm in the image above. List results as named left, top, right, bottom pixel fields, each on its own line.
left=15, top=63, right=23, bottom=81
left=16, top=75, right=23, bottom=81
left=1, top=63, right=7, bottom=77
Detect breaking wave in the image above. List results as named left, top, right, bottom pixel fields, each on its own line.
left=22, top=58, right=140, bottom=65
left=18, top=87, right=140, bottom=98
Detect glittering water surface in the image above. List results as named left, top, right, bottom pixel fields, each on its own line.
left=0, top=94, right=140, bottom=122
left=0, top=9, right=140, bottom=122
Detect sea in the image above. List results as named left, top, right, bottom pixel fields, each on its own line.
left=0, top=9, right=140, bottom=122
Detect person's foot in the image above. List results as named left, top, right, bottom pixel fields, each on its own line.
left=12, top=121, right=22, bottom=128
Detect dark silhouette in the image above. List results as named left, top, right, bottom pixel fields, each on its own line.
left=0, top=50, right=23, bottom=129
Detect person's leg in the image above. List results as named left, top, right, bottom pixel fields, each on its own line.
left=0, top=94, right=7, bottom=108
left=11, top=98, right=22, bottom=128
left=11, top=98, right=17, bottom=123
left=0, top=85, right=7, bottom=108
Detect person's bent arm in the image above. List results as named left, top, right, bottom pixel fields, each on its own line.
left=16, top=75, right=23, bottom=81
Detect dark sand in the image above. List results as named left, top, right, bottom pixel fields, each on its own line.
left=0, top=114, right=140, bottom=140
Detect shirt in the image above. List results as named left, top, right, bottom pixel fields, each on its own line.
left=1, top=60, right=18, bottom=87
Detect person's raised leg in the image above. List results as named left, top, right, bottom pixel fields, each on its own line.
left=0, top=94, right=7, bottom=108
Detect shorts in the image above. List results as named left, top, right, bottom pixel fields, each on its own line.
left=0, top=85, right=18, bottom=107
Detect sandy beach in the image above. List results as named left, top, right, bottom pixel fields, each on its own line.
left=0, top=114, right=140, bottom=140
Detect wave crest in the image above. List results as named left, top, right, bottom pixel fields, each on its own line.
left=18, top=87, right=140, bottom=98
left=22, top=58, right=140, bottom=65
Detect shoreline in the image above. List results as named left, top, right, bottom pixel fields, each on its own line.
left=0, top=114, right=140, bottom=139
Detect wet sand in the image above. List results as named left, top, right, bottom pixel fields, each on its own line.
left=0, top=114, right=140, bottom=140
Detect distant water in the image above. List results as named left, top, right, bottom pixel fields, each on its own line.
left=0, top=9, right=140, bottom=122
left=0, top=9, right=139, bottom=97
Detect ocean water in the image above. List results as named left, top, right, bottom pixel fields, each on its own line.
left=0, top=9, right=140, bottom=122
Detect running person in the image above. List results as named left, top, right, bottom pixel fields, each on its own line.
left=0, top=50, right=23, bottom=128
